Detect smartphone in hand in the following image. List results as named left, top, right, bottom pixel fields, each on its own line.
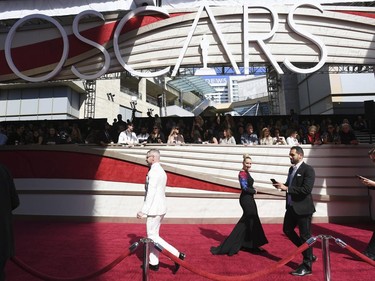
left=270, top=178, right=278, bottom=184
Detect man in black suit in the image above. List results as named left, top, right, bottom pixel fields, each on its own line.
left=0, top=163, right=20, bottom=281
left=272, top=146, right=316, bottom=276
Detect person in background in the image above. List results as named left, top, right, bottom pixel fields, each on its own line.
left=234, top=125, right=244, bottom=144
left=165, top=119, right=176, bottom=136
left=113, top=114, right=127, bottom=133
left=241, top=123, right=259, bottom=145
left=31, top=128, right=44, bottom=145
left=70, top=123, right=84, bottom=144
left=114, top=123, right=125, bottom=143
left=191, top=116, right=205, bottom=141
left=286, top=129, right=300, bottom=146
left=272, top=146, right=316, bottom=276
left=219, top=128, right=236, bottom=145
left=339, top=123, right=359, bottom=145
left=0, top=126, right=8, bottom=145
left=147, top=126, right=166, bottom=144
left=259, top=127, right=273, bottom=145
left=321, top=124, right=340, bottom=144
left=0, top=163, right=20, bottom=281
left=353, top=115, right=367, bottom=132
left=273, top=128, right=287, bottom=145
left=118, top=122, right=138, bottom=145
left=357, top=147, right=375, bottom=261
left=191, top=129, right=203, bottom=144
left=137, top=149, right=186, bottom=273
left=7, top=125, right=26, bottom=145
left=203, top=129, right=218, bottom=144
left=223, top=113, right=236, bottom=132
left=84, top=125, right=101, bottom=145
left=167, top=126, right=184, bottom=145
left=98, top=122, right=115, bottom=146
left=58, top=121, right=72, bottom=144
left=43, top=126, right=61, bottom=145
left=146, top=110, right=155, bottom=132
left=137, top=126, right=150, bottom=144
left=210, top=153, right=268, bottom=256
left=304, top=125, right=322, bottom=145
left=153, top=114, right=162, bottom=131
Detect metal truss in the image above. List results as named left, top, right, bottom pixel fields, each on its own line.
left=266, top=66, right=281, bottom=115
left=83, top=80, right=96, bottom=119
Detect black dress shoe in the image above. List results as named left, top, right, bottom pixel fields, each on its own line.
left=249, top=247, right=266, bottom=254
left=364, top=251, right=375, bottom=261
left=149, top=264, right=159, bottom=271
left=291, top=265, right=312, bottom=276
left=173, top=252, right=186, bottom=274
left=140, top=264, right=159, bottom=271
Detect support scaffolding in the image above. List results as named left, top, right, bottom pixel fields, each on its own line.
left=83, top=80, right=96, bottom=119
left=266, top=67, right=281, bottom=115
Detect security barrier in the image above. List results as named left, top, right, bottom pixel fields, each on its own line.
left=10, top=235, right=375, bottom=281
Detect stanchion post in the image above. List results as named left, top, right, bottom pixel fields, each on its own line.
left=321, top=235, right=332, bottom=281
left=141, top=238, right=153, bottom=281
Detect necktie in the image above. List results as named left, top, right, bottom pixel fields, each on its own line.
left=287, top=166, right=297, bottom=206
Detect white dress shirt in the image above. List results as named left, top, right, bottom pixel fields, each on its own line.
left=117, top=130, right=138, bottom=144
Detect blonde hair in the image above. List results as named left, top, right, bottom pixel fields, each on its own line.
left=243, top=153, right=252, bottom=162
left=261, top=127, right=270, bottom=138
left=308, top=125, right=317, bottom=133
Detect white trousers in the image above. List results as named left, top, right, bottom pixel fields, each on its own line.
left=146, top=214, right=179, bottom=265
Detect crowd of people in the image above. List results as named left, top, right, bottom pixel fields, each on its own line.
left=0, top=117, right=374, bottom=278
left=0, top=112, right=370, bottom=146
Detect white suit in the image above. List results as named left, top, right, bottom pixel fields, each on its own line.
left=141, top=162, right=179, bottom=266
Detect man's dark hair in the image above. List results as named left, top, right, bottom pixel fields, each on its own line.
left=291, top=146, right=304, bottom=156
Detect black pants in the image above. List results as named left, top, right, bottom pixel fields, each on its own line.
left=283, top=206, right=313, bottom=269
left=366, top=231, right=375, bottom=254
left=0, top=259, right=6, bottom=281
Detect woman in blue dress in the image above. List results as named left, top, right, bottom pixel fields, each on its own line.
left=210, top=154, right=268, bottom=256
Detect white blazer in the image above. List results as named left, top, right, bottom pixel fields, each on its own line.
left=141, top=162, right=168, bottom=216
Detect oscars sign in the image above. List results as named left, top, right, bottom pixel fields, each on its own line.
left=3, top=3, right=327, bottom=82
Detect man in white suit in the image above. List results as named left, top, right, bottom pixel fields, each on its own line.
left=137, top=149, right=185, bottom=273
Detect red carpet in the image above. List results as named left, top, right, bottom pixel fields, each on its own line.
left=6, top=220, right=375, bottom=281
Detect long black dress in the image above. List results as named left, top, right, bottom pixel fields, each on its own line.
left=210, top=170, right=268, bottom=256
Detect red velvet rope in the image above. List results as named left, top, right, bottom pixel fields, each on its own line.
left=340, top=243, right=375, bottom=267
left=11, top=244, right=136, bottom=281
left=160, top=242, right=310, bottom=281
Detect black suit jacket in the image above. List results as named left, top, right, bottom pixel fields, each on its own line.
left=285, top=162, right=316, bottom=215
left=0, top=164, right=19, bottom=261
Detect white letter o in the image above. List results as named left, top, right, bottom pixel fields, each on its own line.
left=5, top=14, right=69, bottom=82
